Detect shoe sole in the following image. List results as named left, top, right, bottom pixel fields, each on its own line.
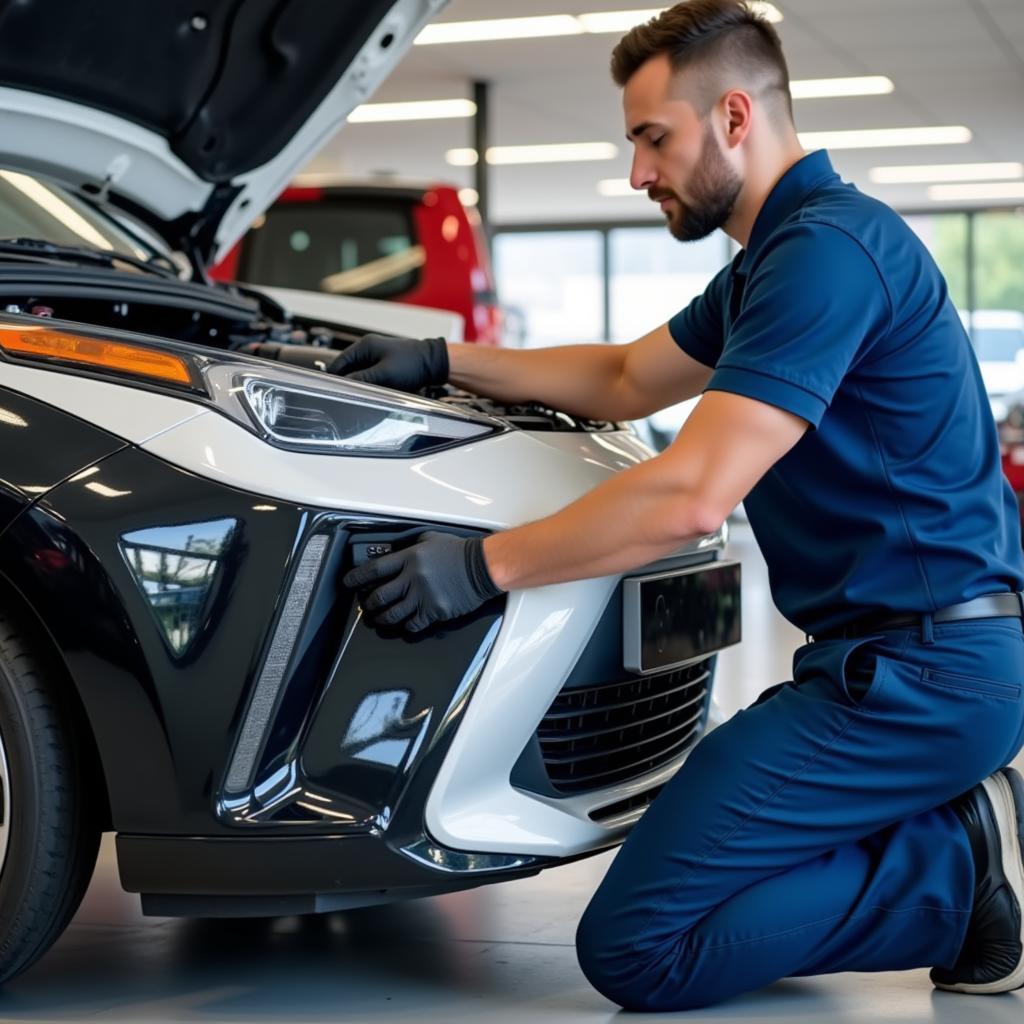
left=937, top=768, right=1024, bottom=995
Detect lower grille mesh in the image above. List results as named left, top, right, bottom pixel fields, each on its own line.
left=537, top=660, right=711, bottom=795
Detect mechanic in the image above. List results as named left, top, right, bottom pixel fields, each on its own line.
left=334, top=0, right=1024, bottom=1011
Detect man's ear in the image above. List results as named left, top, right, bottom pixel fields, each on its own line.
left=721, top=89, right=754, bottom=149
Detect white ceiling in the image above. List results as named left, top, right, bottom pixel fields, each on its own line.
left=304, top=0, right=1024, bottom=225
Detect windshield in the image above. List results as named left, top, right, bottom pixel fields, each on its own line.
left=973, top=327, right=1024, bottom=363
left=0, top=169, right=157, bottom=262
left=239, top=198, right=423, bottom=300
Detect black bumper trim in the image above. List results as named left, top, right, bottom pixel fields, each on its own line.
left=117, top=833, right=547, bottom=902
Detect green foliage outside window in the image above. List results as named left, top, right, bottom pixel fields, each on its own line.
left=932, top=211, right=1024, bottom=313
left=974, top=213, right=1024, bottom=312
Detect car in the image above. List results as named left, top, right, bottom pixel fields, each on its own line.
left=212, top=178, right=503, bottom=345
left=960, top=309, right=1024, bottom=423
left=995, top=386, right=1024, bottom=495
left=0, top=0, right=737, bottom=985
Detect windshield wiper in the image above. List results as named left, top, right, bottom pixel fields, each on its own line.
left=0, top=238, right=180, bottom=280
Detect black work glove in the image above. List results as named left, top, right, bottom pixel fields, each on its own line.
left=328, top=332, right=449, bottom=393
left=343, top=531, right=503, bottom=633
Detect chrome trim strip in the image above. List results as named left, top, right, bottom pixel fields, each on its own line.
left=224, top=533, right=329, bottom=794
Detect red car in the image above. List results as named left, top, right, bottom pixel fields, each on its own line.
left=999, top=397, right=1024, bottom=495
left=212, top=180, right=501, bottom=344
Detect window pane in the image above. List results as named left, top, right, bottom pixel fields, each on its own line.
left=0, top=169, right=152, bottom=260
left=971, top=211, right=1024, bottom=406
left=609, top=228, right=729, bottom=342
left=609, top=228, right=729, bottom=449
left=493, top=231, right=604, bottom=346
left=902, top=213, right=968, bottom=311
left=241, top=199, right=421, bottom=300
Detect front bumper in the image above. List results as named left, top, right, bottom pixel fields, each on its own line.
left=1, top=371, right=727, bottom=910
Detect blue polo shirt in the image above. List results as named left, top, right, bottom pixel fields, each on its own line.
left=669, top=149, right=1024, bottom=636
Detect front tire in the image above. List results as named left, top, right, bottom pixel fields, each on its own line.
left=0, top=607, right=101, bottom=984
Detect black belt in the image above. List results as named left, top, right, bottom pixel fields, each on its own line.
left=812, top=592, right=1024, bottom=642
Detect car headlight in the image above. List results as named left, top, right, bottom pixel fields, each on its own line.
left=229, top=372, right=495, bottom=455
left=0, top=316, right=502, bottom=457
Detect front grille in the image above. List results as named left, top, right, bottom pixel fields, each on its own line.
left=537, top=660, right=711, bottom=795
left=589, top=783, right=665, bottom=823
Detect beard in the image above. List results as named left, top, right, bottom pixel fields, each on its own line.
left=651, top=125, right=742, bottom=242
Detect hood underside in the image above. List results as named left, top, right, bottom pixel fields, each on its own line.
left=0, top=0, right=443, bottom=262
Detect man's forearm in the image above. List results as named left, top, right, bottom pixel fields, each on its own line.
left=481, top=453, right=721, bottom=591
left=447, top=341, right=638, bottom=422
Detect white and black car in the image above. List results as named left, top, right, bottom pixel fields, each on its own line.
left=0, top=0, right=739, bottom=983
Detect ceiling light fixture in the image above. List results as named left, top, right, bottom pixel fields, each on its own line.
left=747, top=1, right=783, bottom=21
left=349, top=99, right=477, bottom=123
left=416, top=15, right=584, bottom=44
left=417, top=4, right=782, bottom=45
left=458, top=187, right=480, bottom=206
left=576, top=8, right=664, bottom=32
left=597, top=178, right=643, bottom=197
left=870, top=162, right=1024, bottom=184
left=579, top=2, right=782, bottom=32
left=928, top=182, right=1024, bottom=202
left=447, top=142, right=619, bottom=166
left=798, top=126, right=972, bottom=150
left=789, top=76, right=894, bottom=99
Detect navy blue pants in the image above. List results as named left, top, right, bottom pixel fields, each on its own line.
left=576, top=618, right=1024, bottom=1011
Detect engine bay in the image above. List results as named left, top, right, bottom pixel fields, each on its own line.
left=0, top=274, right=620, bottom=434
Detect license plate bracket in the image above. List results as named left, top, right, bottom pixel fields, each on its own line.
left=623, top=560, right=741, bottom=675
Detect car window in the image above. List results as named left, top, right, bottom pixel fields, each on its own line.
left=973, top=327, right=1024, bottom=362
left=0, top=168, right=154, bottom=261
left=239, top=198, right=422, bottom=300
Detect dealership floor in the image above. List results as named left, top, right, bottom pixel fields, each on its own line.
left=1, top=523, right=1021, bottom=1024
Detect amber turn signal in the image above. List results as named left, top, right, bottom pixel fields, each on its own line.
left=0, top=324, right=193, bottom=386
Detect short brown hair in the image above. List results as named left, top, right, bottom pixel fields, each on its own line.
left=610, top=0, right=792, bottom=121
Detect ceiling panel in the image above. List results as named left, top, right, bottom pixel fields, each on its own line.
left=305, top=0, right=1024, bottom=223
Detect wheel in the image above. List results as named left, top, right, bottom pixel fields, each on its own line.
left=0, top=606, right=101, bottom=984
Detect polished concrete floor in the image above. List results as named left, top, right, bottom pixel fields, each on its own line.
left=2, top=523, right=1022, bottom=1022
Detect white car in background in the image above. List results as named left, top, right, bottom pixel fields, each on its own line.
left=961, top=309, right=1024, bottom=422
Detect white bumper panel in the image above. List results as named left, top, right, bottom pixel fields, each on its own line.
left=139, top=410, right=659, bottom=529
left=0, top=362, right=206, bottom=443
left=424, top=537, right=726, bottom=858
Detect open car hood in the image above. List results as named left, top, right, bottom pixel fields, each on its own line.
left=0, top=0, right=444, bottom=265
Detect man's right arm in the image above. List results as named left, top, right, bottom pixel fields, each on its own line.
left=447, top=322, right=713, bottom=422
left=324, top=322, right=714, bottom=422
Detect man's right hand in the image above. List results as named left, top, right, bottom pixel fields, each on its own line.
left=329, top=332, right=449, bottom=393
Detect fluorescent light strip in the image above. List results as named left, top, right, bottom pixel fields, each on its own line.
left=417, top=15, right=583, bottom=44
left=928, top=182, right=1024, bottom=201
left=349, top=98, right=476, bottom=123
left=798, top=126, right=971, bottom=150
left=576, top=8, right=664, bottom=32
left=598, top=178, right=642, bottom=197
left=790, top=76, right=894, bottom=99
left=351, top=75, right=893, bottom=129
left=417, top=4, right=782, bottom=44
left=447, top=142, right=619, bottom=166
left=748, top=2, right=783, bottom=22
left=870, top=162, right=1024, bottom=184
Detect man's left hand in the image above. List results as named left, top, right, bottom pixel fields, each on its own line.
left=343, top=531, right=504, bottom=632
